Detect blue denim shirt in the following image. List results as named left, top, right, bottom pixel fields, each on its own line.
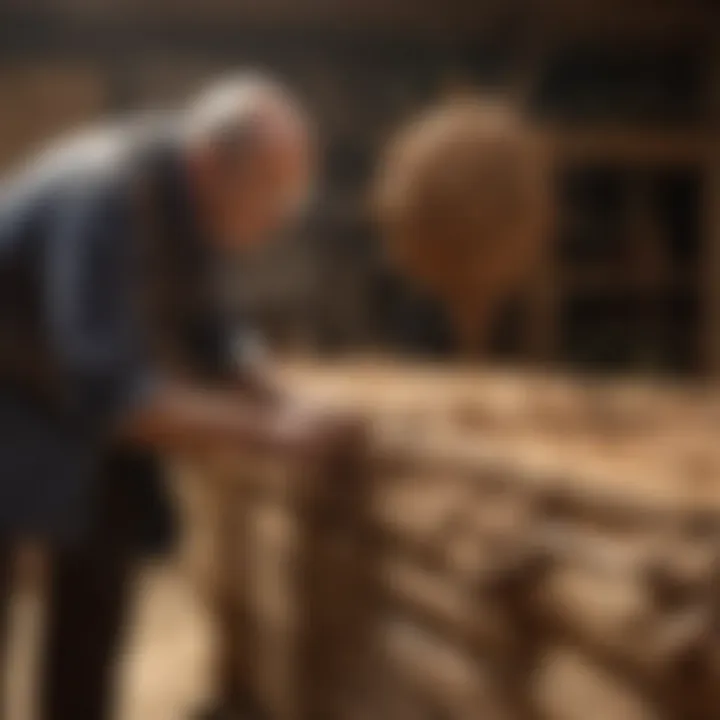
left=0, top=123, right=232, bottom=543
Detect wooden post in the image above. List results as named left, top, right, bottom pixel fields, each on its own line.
left=701, top=45, right=720, bottom=378
left=701, top=158, right=720, bottom=378
left=296, top=439, right=374, bottom=720
left=524, top=239, right=560, bottom=364
left=214, top=466, right=260, bottom=717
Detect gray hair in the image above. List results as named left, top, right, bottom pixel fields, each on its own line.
left=183, top=73, right=310, bottom=158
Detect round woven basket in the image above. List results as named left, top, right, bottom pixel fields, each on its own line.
left=374, top=97, right=552, bottom=353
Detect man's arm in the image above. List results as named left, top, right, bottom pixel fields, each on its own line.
left=42, top=177, right=283, bottom=453
left=45, top=174, right=361, bottom=460
left=115, top=380, right=294, bottom=453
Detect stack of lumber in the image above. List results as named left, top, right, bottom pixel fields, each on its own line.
left=177, top=359, right=720, bottom=720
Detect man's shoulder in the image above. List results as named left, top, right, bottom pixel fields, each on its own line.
left=2, top=114, right=172, bottom=214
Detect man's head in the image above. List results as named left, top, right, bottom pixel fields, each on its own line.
left=183, top=74, right=315, bottom=251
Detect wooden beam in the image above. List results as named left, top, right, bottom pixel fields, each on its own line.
left=549, top=126, right=719, bottom=167
left=0, top=2, right=714, bottom=44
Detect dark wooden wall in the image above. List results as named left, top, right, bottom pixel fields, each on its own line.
left=0, top=2, right=717, bottom=375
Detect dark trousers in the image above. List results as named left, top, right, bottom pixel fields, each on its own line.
left=0, top=461, right=140, bottom=720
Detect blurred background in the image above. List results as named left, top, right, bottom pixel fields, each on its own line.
left=1, top=0, right=718, bottom=377
left=1, top=3, right=720, bottom=720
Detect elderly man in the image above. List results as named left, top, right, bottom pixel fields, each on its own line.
left=0, top=75, right=354, bottom=720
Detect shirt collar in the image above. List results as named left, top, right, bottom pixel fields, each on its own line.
left=151, top=132, right=208, bottom=269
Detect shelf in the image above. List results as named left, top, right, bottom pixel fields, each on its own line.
left=549, top=126, right=718, bottom=166
left=559, top=266, right=698, bottom=295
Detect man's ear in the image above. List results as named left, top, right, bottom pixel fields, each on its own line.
left=192, top=140, right=238, bottom=187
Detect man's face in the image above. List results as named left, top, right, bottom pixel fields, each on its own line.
left=202, top=124, right=313, bottom=252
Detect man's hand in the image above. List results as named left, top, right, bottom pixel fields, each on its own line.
left=268, top=402, right=368, bottom=463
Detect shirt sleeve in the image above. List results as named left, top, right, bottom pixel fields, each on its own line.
left=182, top=306, right=268, bottom=383
left=43, top=176, right=158, bottom=430
left=232, top=322, right=269, bottom=373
